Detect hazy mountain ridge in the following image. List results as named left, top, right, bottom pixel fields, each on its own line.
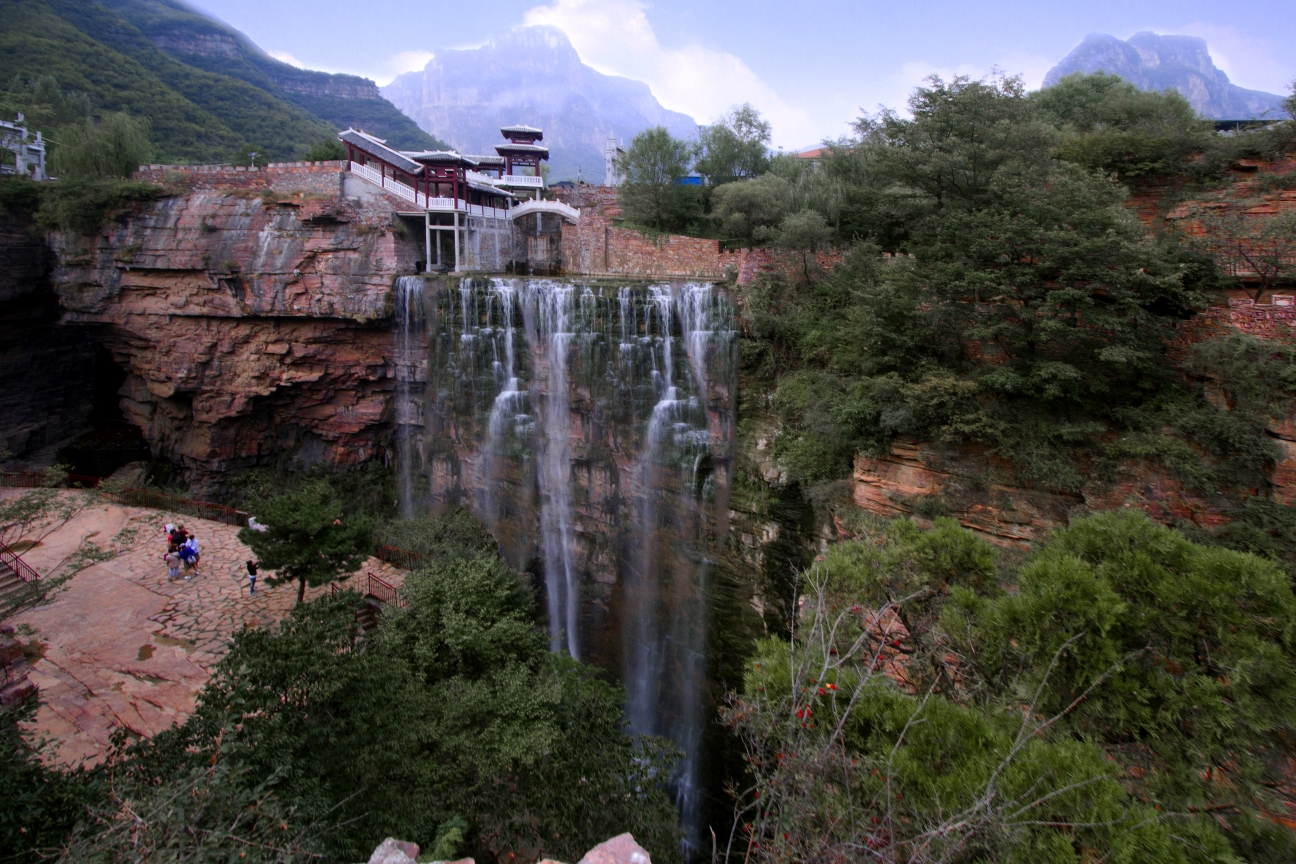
left=382, top=26, right=698, bottom=181
left=1044, top=32, right=1286, bottom=120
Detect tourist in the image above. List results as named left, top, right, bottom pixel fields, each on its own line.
left=180, top=534, right=200, bottom=578
left=164, top=550, right=180, bottom=582
left=246, top=560, right=258, bottom=595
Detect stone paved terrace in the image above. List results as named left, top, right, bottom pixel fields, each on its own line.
left=3, top=489, right=405, bottom=767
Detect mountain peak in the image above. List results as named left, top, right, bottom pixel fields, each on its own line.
left=1044, top=32, right=1286, bottom=120
left=383, top=27, right=696, bottom=181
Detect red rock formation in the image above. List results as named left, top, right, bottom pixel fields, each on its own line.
left=50, top=165, right=419, bottom=489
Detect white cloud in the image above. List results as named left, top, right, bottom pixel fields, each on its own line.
left=267, top=49, right=306, bottom=67
left=267, top=48, right=432, bottom=86
left=1172, top=23, right=1294, bottom=95
left=522, top=0, right=816, bottom=147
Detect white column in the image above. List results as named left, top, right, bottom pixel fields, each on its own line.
left=424, top=213, right=432, bottom=273
left=453, top=211, right=461, bottom=272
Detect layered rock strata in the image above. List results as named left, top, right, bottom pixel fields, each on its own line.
left=50, top=165, right=420, bottom=488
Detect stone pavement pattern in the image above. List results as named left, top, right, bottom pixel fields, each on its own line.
left=4, top=490, right=404, bottom=767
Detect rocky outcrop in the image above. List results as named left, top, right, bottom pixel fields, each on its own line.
left=382, top=26, right=697, bottom=181
left=1044, top=32, right=1286, bottom=120
left=48, top=165, right=421, bottom=489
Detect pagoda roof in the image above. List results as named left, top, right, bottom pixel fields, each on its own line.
left=501, top=124, right=543, bottom=138
left=496, top=142, right=549, bottom=157
left=467, top=180, right=517, bottom=198
left=405, top=150, right=478, bottom=166
left=339, top=128, right=423, bottom=175
left=467, top=154, right=506, bottom=167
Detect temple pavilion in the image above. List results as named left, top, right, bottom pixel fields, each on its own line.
left=339, top=123, right=576, bottom=271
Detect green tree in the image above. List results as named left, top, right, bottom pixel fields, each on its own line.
left=616, top=125, right=700, bottom=230
left=49, top=112, right=152, bottom=180
left=945, top=510, right=1296, bottom=859
left=1036, top=71, right=1210, bottom=178
left=775, top=208, right=833, bottom=281
left=236, top=480, right=373, bottom=603
left=724, top=517, right=1201, bottom=864
left=709, top=173, right=788, bottom=246
left=695, top=103, right=772, bottom=184
left=302, top=137, right=345, bottom=162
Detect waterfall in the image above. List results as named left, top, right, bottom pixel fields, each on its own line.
left=394, top=275, right=425, bottom=518
left=407, top=276, right=736, bottom=848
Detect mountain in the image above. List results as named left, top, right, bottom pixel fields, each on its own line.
left=1044, top=32, right=1287, bottom=120
left=0, top=0, right=445, bottom=165
left=382, top=26, right=698, bottom=181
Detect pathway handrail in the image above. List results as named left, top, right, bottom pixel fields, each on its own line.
left=0, top=540, right=40, bottom=584
left=1, top=471, right=101, bottom=489
left=374, top=544, right=432, bottom=571
left=366, top=572, right=407, bottom=607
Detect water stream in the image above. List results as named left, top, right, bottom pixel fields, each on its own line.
left=395, top=276, right=736, bottom=844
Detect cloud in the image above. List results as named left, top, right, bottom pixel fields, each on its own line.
left=267, top=49, right=305, bottom=67
left=522, top=0, right=816, bottom=147
left=1172, top=23, right=1294, bottom=94
left=268, top=48, right=432, bottom=86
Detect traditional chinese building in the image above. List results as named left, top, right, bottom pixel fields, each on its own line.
left=339, top=124, right=576, bottom=271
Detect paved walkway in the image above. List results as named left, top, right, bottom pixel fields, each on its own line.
left=4, top=490, right=405, bottom=767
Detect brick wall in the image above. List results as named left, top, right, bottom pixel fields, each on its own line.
left=557, top=185, right=845, bottom=283
left=134, top=161, right=347, bottom=196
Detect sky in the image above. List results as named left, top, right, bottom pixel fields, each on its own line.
left=190, top=0, right=1296, bottom=150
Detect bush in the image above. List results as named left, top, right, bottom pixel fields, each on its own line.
left=302, top=137, right=345, bottom=162
left=49, top=113, right=152, bottom=181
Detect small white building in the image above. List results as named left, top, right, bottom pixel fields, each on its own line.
left=1, top=115, right=48, bottom=181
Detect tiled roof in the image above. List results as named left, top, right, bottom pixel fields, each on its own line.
left=500, top=124, right=543, bottom=137
left=339, top=129, right=423, bottom=175
left=495, top=143, right=549, bottom=156
left=405, top=150, right=479, bottom=166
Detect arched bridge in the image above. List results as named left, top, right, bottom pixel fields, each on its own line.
left=509, top=199, right=581, bottom=224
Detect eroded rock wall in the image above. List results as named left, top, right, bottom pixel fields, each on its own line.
left=50, top=166, right=419, bottom=489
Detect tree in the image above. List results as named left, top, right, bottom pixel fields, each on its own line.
left=302, top=137, right=346, bottom=162
left=695, top=103, right=772, bottom=184
left=49, top=112, right=152, bottom=180
left=710, top=174, right=788, bottom=246
left=236, top=480, right=373, bottom=603
left=616, top=125, right=700, bottom=230
left=1192, top=207, right=1296, bottom=301
left=723, top=517, right=1195, bottom=864
left=945, top=510, right=1296, bottom=859
left=775, top=208, right=833, bottom=281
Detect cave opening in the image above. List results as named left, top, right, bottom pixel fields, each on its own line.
left=56, top=345, right=151, bottom=478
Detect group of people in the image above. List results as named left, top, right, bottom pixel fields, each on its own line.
left=162, top=523, right=200, bottom=582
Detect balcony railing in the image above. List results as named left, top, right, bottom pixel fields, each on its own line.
left=500, top=174, right=544, bottom=188
left=349, top=162, right=511, bottom=217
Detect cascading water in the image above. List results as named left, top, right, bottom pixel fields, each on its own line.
left=405, top=276, right=736, bottom=847
left=394, top=275, right=426, bottom=518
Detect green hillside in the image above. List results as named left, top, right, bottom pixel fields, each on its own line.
left=95, top=0, right=446, bottom=151
left=0, top=0, right=443, bottom=165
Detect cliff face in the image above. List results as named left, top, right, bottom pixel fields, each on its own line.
left=1044, top=32, right=1286, bottom=120
left=48, top=164, right=421, bottom=490
left=382, top=26, right=697, bottom=181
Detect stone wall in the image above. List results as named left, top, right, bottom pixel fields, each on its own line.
left=556, top=185, right=844, bottom=284
left=134, top=162, right=348, bottom=197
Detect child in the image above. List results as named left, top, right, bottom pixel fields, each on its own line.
left=246, top=560, right=258, bottom=595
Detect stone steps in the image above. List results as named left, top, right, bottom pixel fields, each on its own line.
left=0, top=562, right=28, bottom=601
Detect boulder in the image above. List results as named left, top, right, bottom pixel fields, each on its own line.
left=577, top=834, right=651, bottom=864
left=369, top=838, right=421, bottom=864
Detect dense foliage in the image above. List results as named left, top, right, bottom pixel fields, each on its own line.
left=2, top=513, right=682, bottom=863
left=728, top=511, right=1296, bottom=864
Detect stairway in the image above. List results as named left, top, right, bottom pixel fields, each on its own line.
left=355, top=598, right=383, bottom=633
left=0, top=561, right=27, bottom=603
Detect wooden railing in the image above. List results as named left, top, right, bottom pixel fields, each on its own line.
left=365, top=572, right=406, bottom=607
left=1, top=471, right=100, bottom=489
left=374, top=544, right=432, bottom=571
left=118, top=488, right=250, bottom=527
left=0, top=540, right=40, bottom=584
left=0, top=473, right=249, bottom=527
left=328, top=572, right=407, bottom=608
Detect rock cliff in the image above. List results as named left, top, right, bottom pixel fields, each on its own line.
left=47, top=164, right=421, bottom=490
left=1044, top=32, right=1286, bottom=120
